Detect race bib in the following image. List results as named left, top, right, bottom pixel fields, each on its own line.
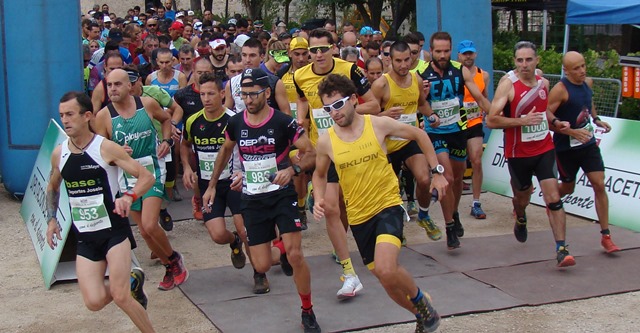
left=198, top=151, right=231, bottom=180
left=431, top=98, right=461, bottom=126
left=521, top=112, right=549, bottom=142
left=124, top=156, right=156, bottom=188
left=389, top=113, right=417, bottom=141
left=312, top=108, right=335, bottom=137
left=69, top=194, right=111, bottom=233
left=463, top=101, right=481, bottom=120
left=570, top=121, right=594, bottom=148
left=243, top=157, right=279, bottom=194
left=289, top=102, right=298, bottom=120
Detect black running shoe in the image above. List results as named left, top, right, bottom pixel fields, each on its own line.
left=159, top=209, right=174, bottom=231
left=299, top=208, right=308, bottom=231
left=556, top=245, right=576, bottom=267
left=414, top=294, right=440, bottom=333
left=280, top=253, right=294, bottom=276
left=513, top=211, right=527, bottom=243
left=230, top=231, right=246, bottom=269
left=253, top=273, right=270, bottom=294
left=130, top=267, right=148, bottom=309
left=453, top=211, right=464, bottom=237
left=301, top=308, right=321, bottom=333
left=445, top=223, right=460, bottom=250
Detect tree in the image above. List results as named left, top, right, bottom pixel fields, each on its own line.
left=204, top=0, right=213, bottom=11
left=390, top=0, right=416, bottom=38
left=242, top=0, right=265, bottom=19
left=191, top=0, right=201, bottom=13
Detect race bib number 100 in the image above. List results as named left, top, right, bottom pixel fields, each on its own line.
left=312, top=108, right=335, bottom=136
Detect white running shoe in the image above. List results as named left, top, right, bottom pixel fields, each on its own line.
left=337, top=274, right=363, bottom=299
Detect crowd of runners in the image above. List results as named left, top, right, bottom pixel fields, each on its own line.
left=44, top=3, right=621, bottom=332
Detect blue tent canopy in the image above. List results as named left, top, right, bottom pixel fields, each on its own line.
left=566, top=0, right=640, bottom=25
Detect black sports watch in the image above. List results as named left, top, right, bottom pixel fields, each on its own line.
left=292, top=164, right=302, bottom=176
left=431, top=164, right=445, bottom=175
left=162, top=138, right=174, bottom=147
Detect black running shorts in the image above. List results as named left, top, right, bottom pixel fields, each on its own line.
left=241, top=189, right=303, bottom=246
left=350, top=205, right=404, bottom=268
left=76, top=230, right=136, bottom=262
left=556, top=144, right=604, bottom=183
left=507, top=149, right=558, bottom=191
left=199, top=179, right=242, bottom=221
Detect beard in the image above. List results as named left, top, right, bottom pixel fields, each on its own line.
left=432, top=57, right=450, bottom=71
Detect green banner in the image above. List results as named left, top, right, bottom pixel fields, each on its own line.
left=20, top=120, right=72, bottom=289
left=483, top=116, right=640, bottom=232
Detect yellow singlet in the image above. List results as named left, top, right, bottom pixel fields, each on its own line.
left=281, top=70, right=299, bottom=120
left=294, top=58, right=358, bottom=146
left=328, top=115, right=403, bottom=226
left=383, top=72, right=420, bottom=153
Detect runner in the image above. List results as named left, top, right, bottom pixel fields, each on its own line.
left=94, top=69, right=190, bottom=288
left=313, top=74, right=446, bottom=333
left=547, top=51, right=620, bottom=253
left=294, top=28, right=380, bottom=298
left=370, top=40, right=439, bottom=242
left=418, top=32, right=490, bottom=250
left=46, top=91, right=155, bottom=332
left=457, top=40, right=490, bottom=219
left=180, top=72, right=265, bottom=289
left=202, top=68, right=321, bottom=332
left=487, top=41, right=576, bottom=267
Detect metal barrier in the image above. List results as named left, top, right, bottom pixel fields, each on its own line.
left=493, top=70, right=622, bottom=117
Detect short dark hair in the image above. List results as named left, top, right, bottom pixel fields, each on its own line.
left=242, top=37, right=265, bottom=55
left=236, top=18, right=249, bottom=29
left=514, top=41, right=537, bottom=56
left=365, top=41, right=380, bottom=51
left=179, top=44, right=195, bottom=55
left=227, top=54, right=242, bottom=64
left=60, top=91, right=92, bottom=113
left=429, top=31, right=452, bottom=49
left=156, top=47, right=173, bottom=58
left=317, top=74, right=357, bottom=100
left=104, top=51, right=124, bottom=66
left=198, top=72, right=223, bottom=90
left=402, top=32, right=420, bottom=46
left=390, top=40, right=411, bottom=58
left=309, top=28, right=334, bottom=45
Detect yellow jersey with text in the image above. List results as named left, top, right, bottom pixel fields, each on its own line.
left=383, top=72, right=420, bottom=153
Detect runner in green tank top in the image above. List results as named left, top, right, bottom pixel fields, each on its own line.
left=94, top=69, right=189, bottom=291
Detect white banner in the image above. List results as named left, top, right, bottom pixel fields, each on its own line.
left=482, top=116, right=640, bottom=232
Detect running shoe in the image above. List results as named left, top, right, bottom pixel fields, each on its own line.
left=299, top=207, right=308, bottom=231
left=172, top=186, right=183, bottom=202
left=306, top=182, right=314, bottom=215
left=453, top=211, right=464, bottom=237
left=301, top=308, right=321, bottom=333
left=192, top=196, right=203, bottom=221
left=158, top=264, right=175, bottom=290
left=417, top=216, right=442, bottom=241
left=253, top=272, right=270, bottom=294
left=336, top=274, right=363, bottom=299
left=130, top=267, right=148, bottom=309
left=601, top=234, right=620, bottom=253
left=414, top=294, right=440, bottom=333
left=407, top=201, right=418, bottom=217
left=445, top=223, right=460, bottom=250
left=556, top=245, right=576, bottom=267
left=280, top=253, right=293, bottom=276
left=170, top=252, right=189, bottom=285
left=470, top=202, right=487, bottom=219
left=513, top=211, right=528, bottom=243
left=159, top=208, right=174, bottom=231
left=230, top=232, right=247, bottom=269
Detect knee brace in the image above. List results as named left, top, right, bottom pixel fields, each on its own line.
left=547, top=200, right=563, bottom=211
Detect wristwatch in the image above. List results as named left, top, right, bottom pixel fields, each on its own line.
left=162, top=138, right=174, bottom=147
left=431, top=164, right=445, bottom=175
left=123, top=189, right=138, bottom=201
left=292, top=164, right=302, bottom=176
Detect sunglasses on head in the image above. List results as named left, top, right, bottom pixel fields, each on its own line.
left=309, top=45, right=332, bottom=54
left=323, top=96, right=350, bottom=113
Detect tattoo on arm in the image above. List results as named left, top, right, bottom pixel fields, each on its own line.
left=46, top=188, right=60, bottom=221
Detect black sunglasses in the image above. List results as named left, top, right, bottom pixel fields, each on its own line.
left=309, top=45, right=332, bottom=54
left=382, top=51, right=390, bottom=56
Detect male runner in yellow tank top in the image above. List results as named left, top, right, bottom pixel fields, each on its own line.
left=313, top=74, right=447, bottom=333
left=293, top=28, right=380, bottom=298
left=371, top=40, right=441, bottom=242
